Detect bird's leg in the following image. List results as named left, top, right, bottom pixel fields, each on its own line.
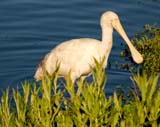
left=70, top=72, right=77, bottom=84
left=80, top=76, right=86, bottom=83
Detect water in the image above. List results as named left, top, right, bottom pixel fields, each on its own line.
left=0, top=0, right=160, bottom=95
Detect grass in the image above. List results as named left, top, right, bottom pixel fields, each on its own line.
left=0, top=59, right=160, bottom=127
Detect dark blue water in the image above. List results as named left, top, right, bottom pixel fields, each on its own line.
left=0, top=0, right=160, bottom=95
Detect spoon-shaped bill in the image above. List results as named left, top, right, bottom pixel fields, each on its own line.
left=112, top=19, right=143, bottom=64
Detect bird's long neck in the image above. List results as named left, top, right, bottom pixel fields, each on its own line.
left=101, top=25, right=113, bottom=51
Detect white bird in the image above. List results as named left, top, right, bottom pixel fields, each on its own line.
left=34, top=11, right=143, bottom=82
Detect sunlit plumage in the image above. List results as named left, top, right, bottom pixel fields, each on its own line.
left=34, top=11, right=143, bottom=82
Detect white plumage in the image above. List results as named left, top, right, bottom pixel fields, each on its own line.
left=34, top=11, right=143, bottom=82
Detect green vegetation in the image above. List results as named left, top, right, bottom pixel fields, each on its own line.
left=120, top=24, right=160, bottom=74
left=0, top=24, right=160, bottom=126
left=0, top=58, right=160, bottom=127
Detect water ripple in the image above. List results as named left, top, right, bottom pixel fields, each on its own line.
left=0, top=0, right=159, bottom=91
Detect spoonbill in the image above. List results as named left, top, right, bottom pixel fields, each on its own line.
left=34, top=11, right=143, bottom=82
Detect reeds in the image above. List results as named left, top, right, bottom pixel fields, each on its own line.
left=0, top=60, right=159, bottom=127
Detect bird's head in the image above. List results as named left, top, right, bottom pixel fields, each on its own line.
left=100, top=11, right=119, bottom=27
left=101, top=11, right=143, bottom=64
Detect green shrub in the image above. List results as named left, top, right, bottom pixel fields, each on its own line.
left=0, top=59, right=160, bottom=127
left=120, top=24, right=160, bottom=74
